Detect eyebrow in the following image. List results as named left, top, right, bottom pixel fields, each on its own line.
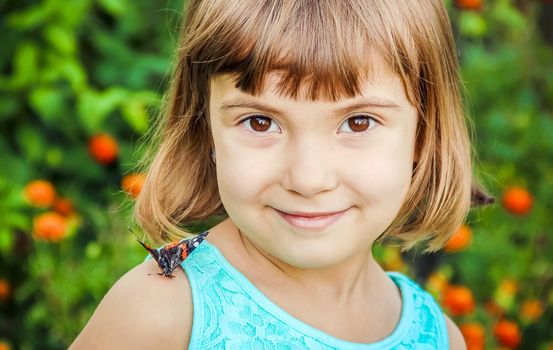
left=219, top=96, right=401, bottom=115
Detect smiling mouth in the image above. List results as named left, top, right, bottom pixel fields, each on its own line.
left=274, top=208, right=348, bottom=230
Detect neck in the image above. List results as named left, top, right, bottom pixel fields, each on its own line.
left=239, top=228, right=385, bottom=303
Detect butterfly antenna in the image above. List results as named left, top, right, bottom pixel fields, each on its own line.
left=128, top=226, right=145, bottom=242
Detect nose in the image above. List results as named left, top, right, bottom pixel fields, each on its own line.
left=280, top=140, right=338, bottom=197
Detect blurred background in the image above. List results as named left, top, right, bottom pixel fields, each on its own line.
left=0, top=0, right=552, bottom=349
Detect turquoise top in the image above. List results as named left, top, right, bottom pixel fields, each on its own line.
left=169, top=239, right=450, bottom=349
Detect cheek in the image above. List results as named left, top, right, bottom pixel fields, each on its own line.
left=215, top=140, right=279, bottom=203
left=346, top=138, right=415, bottom=207
left=350, top=161, right=410, bottom=203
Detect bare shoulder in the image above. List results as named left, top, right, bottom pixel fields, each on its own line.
left=69, top=259, right=193, bottom=350
left=444, top=314, right=467, bottom=350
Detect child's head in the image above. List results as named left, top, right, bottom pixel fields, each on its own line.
left=136, top=0, right=475, bottom=253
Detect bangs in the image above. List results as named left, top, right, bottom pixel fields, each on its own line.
left=184, top=0, right=422, bottom=102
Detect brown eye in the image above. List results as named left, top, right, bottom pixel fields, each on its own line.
left=242, top=116, right=280, bottom=133
left=339, top=115, right=378, bottom=134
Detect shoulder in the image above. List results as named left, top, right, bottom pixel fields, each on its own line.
left=69, top=259, right=193, bottom=350
left=387, top=272, right=466, bottom=348
left=444, top=314, right=467, bottom=350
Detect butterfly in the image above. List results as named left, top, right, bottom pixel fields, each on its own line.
left=130, top=228, right=208, bottom=278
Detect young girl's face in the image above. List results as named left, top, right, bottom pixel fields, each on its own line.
left=209, top=57, right=418, bottom=269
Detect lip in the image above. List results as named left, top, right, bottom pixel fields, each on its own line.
left=274, top=208, right=348, bottom=230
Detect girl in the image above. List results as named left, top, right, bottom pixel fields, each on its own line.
left=71, top=0, right=491, bottom=348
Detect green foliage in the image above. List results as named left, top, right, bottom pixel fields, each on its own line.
left=0, top=0, right=181, bottom=348
left=0, top=0, right=552, bottom=349
left=439, top=1, right=553, bottom=348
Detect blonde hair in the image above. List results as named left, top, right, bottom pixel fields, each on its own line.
left=135, top=0, right=491, bottom=250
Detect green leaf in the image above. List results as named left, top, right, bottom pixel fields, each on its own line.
left=459, top=12, right=487, bottom=38
left=10, top=42, right=39, bottom=88
left=29, top=86, right=66, bottom=123
left=0, top=229, right=14, bottom=253
left=0, top=95, right=21, bottom=121
left=29, top=303, right=50, bottom=324
left=7, top=5, right=50, bottom=30
left=120, top=92, right=158, bottom=133
left=44, top=25, right=76, bottom=55
left=16, top=125, right=46, bottom=164
left=77, top=87, right=128, bottom=132
left=121, top=99, right=149, bottom=133
left=492, top=2, right=527, bottom=32
left=46, top=147, right=64, bottom=167
left=60, top=59, right=88, bottom=91
left=5, top=212, right=31, bottom=231
left=97, top=0, right=128, bottom=16
left=85, top=242, right=102, bottom=259
left=0, top=146, right=29, bottom=182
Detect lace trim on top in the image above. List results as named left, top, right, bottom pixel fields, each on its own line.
left=182, top=240, right=449, bottom=349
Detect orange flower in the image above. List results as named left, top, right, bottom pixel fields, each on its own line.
left=88, top=133, right=119, bottom=165
left=0, top=340, right=11, bottom=350
left=54, top=197, right=75, bottom=216
left=0, top=279, right=10, bottom=301
left=455, top=0, right=483, bottom=10
left=121, top=173, right=146, bottom=199
left=24, top=180, right=56, bottom=207
left=520, top=299, right=544, bottom=323
left=442, top=285, right=476, bottom=316
left=444, top=225, right=472, bottom=252
left=460, top=322, right=485, bottom=350
left=494, top=319, right=521, bottom=349
left=502, top=187, right=533, bottom=216
left=33, top=212, right=68, bottom=242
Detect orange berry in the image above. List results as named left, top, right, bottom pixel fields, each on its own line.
left=33, top=212, right=68, bottom=242
left=502, top=187, right=533, bottom=216
left=24, top=180, right=56, bottom=207
left=88, top=133, right=119, bottom=165
left=443, top=285, right=476, bottom=316
left=121, top=173, right=146, bottom=199
left=54, top=197, right=74, bottom=216
left=0, top=279, right=10, bottom=301
left=494, top=320, right=521, bottom=349
left=460, top=322, right=485, bottom=350
left=0, top=341, right=11, bottom=350
left=444, top=225, right=473, bottom=252
left=520, top=299, right=544, bottom=322
left=455, top=0, right=483, bottom=10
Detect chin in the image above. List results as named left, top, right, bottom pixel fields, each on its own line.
left=273, top=239, right=360, bottom=270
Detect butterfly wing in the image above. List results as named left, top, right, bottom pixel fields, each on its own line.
left=160, top=231, right=209, bottom=276
left=137, top=230, right=210, bottom=278
left=137, top=239, right=161, bottom=263
left=164, top=243, right=187, bottom=274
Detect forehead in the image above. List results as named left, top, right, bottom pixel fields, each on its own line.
left=210, top=56, right=411, bottom=108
